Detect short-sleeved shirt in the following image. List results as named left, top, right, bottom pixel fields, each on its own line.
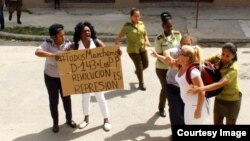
left=119, top=21, right=147, bottom=53
left=154, top=30, right=182, bottom=69
left=166, top=46, right=181, bottom=87
left=39, top=39, right=71, bottom=78
left=208, top=55, right=240, bottom=101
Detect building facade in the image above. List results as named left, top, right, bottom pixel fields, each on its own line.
left=23, top=0, right=250, bottom=8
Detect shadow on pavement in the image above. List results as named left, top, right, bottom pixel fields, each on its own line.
left=105, top=112, right=171, bottom=141
left=90, top=82, right=139, bottom=102
left=13, top=124, right=102, bottom=141
left=105, top=82, right=139, bottom=99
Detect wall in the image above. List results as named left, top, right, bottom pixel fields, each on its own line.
left=214, top=0, right=250, bottom=7
left=22, top=0, right=250, bottom=9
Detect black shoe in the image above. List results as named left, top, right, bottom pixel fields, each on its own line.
left=9, top=14, right=12, bottom=21
left=159, top=109, right=166, bottom=117
left=52, top=125, right=59, bottom=133
left=139, top=83, right=146, bottom=91
left=66, top=120, right=77, bottom=128
left=17, top=20, right=22, bottom=24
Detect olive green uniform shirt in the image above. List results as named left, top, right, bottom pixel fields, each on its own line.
left=208, top=55, right=241, bottom=101
left=154, top=30, right=182, bottom=69
left=119, top=21, right=147, bottom=53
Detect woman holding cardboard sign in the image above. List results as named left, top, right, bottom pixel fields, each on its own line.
left=72, top=21, right=111, bottom=132
left=35, top=23, right=77, bottom=133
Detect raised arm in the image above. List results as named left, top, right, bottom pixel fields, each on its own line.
left=115, top=34, right=123, bottom=45
left=35, top=48, right=56, bottom=58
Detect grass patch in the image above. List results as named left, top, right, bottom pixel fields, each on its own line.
left=3, top=26, right=73, bottom=36
left=2, top=26, right=116, bottom=36
left=4, top=26, right=49, bottom=36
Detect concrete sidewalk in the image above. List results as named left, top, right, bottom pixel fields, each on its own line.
left=0, top=7, right=250, bottom=46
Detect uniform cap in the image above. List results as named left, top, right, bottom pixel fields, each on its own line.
left=161, top=12, right=172, bottom=23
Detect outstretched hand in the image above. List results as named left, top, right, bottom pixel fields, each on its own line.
left=54, top=51, right=65, bottom=61
left=150, top=49, right=158, bottom=58
left=187, top=85, right=201, bottom=95
left=117, top=49, right=122, bottom=56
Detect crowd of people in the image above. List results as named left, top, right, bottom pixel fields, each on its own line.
left=34, top=7, right=242, bottom=141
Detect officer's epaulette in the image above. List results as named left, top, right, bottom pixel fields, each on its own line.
left=173, top=30, right=181, bottom=35
left=45, top=38, right=53, bottom=44
left=157, top=34, right=163, bottom=40
left=65, top=39, right=70, bottom=42
left=125, top=22, right=132, bottom=26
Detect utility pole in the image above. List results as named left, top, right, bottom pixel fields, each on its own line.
left=195, top=0, right=200, bottom=28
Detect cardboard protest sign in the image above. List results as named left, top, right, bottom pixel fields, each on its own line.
left=57, top=46, right=124, bottom=96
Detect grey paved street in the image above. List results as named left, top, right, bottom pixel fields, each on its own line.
left=0, top=45, right=250, bottom=141
left=0, top=6, right=250, bottom=141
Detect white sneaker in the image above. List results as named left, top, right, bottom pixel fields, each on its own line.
left=78, top=120, right=89, bottom=129
left=103, top=122, right=111, bottom=131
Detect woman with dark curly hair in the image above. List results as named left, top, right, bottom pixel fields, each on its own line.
left=73, top=21, right=105, bottom=49
left=73, top=21, right=111, bottom=132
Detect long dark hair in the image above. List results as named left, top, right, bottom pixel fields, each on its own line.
left=73, top=21, right=97, bottom=49
left=222, top=42, right=238, bottom=61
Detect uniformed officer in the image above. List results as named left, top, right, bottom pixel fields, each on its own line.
left=6, top=0, right=22, bottom=24
left=115, top=8, right=151, bottom=91
left=35, top=24, right=77, bottom=133
left=154, top=12, right=182, bottom=118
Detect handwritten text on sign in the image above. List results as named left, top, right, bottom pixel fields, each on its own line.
left=57, top=46, right=124, bottom=96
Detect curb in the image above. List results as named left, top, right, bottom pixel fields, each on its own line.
left=0, top=31, right=48, bottom=42
left=1, top=31, right=250, bottom=47
left=197, top=38, right=250, bottom=47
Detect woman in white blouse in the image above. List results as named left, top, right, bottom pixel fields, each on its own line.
left=72, top=21, right=111, bottom=131
left=175, top=45, right=209, bottom=124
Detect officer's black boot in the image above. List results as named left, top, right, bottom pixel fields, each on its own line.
left=17, top=11, right=22, bottom=24
left=9, top=12, right=12, bottom=21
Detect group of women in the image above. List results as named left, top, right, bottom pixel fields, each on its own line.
left=35, top=8, right=242, bottom=137
left=150, top=9, right=242, bottom=137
